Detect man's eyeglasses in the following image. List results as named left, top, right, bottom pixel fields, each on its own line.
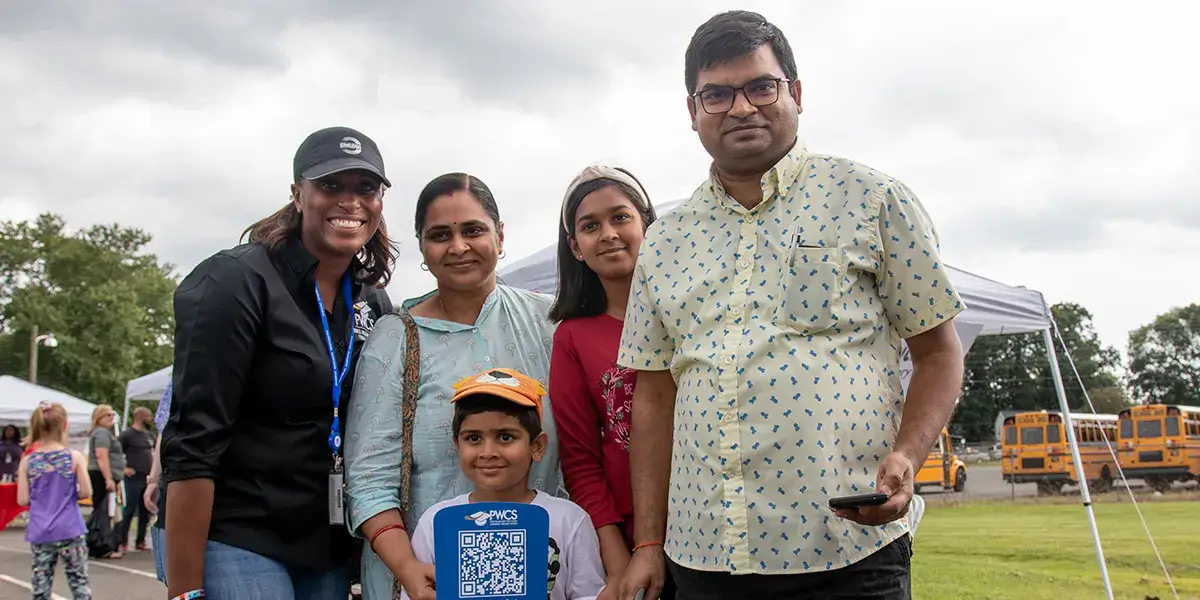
left=692, top=78, right=790, bottom=115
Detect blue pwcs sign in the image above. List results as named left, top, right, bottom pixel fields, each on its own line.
left=433, top=502, right=550, bottom=600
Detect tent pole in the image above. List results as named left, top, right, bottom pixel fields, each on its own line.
left=1042, top=327, right=1114, bottom=600
left=121, top=393, right=130, bottom=431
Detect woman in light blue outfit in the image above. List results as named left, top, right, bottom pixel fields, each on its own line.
left=344, top=173, right=562, bottom=600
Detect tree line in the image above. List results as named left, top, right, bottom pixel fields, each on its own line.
left=0, top=214, right=176, bottom=412
left=1, top=213, right=1197, bottom=436
left=953, top=301, right=1198, bottom=440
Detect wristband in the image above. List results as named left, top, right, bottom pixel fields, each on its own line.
left=170, top=590, right=204, bottom=600
left=632, top=541, right=663, bottom=553
left=369, top=523, right=406, bottom=552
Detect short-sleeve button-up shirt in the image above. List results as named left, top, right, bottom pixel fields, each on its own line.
left=618, top=141, right=965, bottom=575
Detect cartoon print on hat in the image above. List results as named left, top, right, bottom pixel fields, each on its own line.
left=450, top=367, right=546, bottom=419
left=476, top=370, right=521, bottom=387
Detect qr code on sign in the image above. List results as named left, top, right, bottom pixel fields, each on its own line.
left=459, top=529, right=527, bottom=597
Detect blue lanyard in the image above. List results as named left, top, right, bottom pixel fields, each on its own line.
left=315, top=274, right=356, bottom=461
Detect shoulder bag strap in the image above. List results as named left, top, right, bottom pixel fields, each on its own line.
left=391, top=310, right=421, bottom=600
left=396, top=310, right=421, bottom=523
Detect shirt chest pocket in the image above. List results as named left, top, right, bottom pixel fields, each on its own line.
left=777, top=244, right=843, bottom=335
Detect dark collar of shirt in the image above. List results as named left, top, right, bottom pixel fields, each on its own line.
left=161, top=235, right=393, bottom=571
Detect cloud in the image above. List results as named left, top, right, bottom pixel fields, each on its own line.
left=1, top=0, right=1197, bottom=358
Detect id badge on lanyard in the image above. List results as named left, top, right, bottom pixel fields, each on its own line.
left=316, top=274, right=356, bottom=526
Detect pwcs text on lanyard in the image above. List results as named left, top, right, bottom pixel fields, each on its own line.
left=315, top=275, right=356, bottom=462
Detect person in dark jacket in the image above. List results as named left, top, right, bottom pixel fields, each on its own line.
left=161, top=126, right=398, bottom=600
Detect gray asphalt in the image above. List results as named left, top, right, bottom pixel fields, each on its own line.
left=0, top=524, right=163, bottom=600
left=919, top=464, right=1041, bottom=501
left=915, top=464, right=1166, bottom=503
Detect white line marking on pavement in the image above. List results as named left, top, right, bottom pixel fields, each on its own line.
left=88, top=559, right=159, bottom=579
left=0, top=546, right=159, bottom=579
left=0, top=573, right=70, bottom=600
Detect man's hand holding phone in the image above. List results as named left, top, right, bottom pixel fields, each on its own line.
left=832, top=451, right=914, bottom=526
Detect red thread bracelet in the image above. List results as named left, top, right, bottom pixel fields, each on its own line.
left=632, top=541, right=663, bottom=553
left=369, top=524, right=406, bottom=551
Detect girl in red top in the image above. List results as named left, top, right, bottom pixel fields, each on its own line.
left=548, top=163, right=675, bottom=599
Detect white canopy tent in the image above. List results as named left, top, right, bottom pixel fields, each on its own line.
left=496, top=197, right=1115, bottom=598
left=122, top=365, right=171, bottom=430
left=0, top=375, right=99, bottom=434
left=125, top=366, right=171, bottom=404
left=498, top=200, right=1050, bottom=335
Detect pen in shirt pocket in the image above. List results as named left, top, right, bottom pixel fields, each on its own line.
left=788, top=232, right=828, bottom=266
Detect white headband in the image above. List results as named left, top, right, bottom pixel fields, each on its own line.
left=560, top=163, right=652, bottom=234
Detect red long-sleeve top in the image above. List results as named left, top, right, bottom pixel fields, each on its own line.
left=549, top=313, right=637, bottom=548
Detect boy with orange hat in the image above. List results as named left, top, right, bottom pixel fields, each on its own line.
left=399, top=368, right=607, bottom=600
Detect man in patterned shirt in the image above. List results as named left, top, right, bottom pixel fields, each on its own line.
left=616, top=10, right=967, bottom=600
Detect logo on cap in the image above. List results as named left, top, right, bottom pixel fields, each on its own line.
left=340, top=136, right=362, bottom=155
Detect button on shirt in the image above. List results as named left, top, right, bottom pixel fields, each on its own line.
left=618, top=141, right=965, bottom=575
left=162, top=237, right=393, bottom=571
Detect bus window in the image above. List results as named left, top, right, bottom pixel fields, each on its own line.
left=1137, top=419, right=1163, bottom=438
left=1120, top=419, right=1132, bottom=439
left=1047, top=425, right=1061, bottom=444
left=1004, top=426, right=1016, bottom=445
left=1165, top=417, right=1180, bottom=437
left=1021, top=427, right=1044, bottom=445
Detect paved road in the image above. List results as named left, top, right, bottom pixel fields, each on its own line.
left=916, top=465, right=1163, bottom=503
left=918, top=465, right=1040, bottom=501
left=0, top=526, right=164, bottom=600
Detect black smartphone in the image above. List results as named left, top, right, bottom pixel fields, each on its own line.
left=828, top=493, right=890, bottom=510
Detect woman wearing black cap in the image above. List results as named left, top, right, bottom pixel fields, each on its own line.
left=161, top=126, right=397, bottom=600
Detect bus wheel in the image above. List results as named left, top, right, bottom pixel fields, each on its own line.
left=1093, top=468, right=1113, bottom=493
left=953, top=467, right=967, bottom=492
left=1036, top=481, right=1060, bottom=496
left=913, top=485, right=922, bottom=495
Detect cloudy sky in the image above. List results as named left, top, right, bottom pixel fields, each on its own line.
left=2, top=1, right=1196, bottom=364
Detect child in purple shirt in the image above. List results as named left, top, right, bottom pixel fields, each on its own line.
left=17, top=401, right=93, bottom=599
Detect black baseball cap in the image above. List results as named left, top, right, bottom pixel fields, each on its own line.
left=292, top=126, right=391, bottom=187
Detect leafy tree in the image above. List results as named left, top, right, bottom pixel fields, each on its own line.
left=1127, top=304, right=1200, bottom=405
left=952, top=302, right=1122, bottom=440
left=1087, top=387, right=1132, bottom=414
left=0, top=213, right=177, bottom=414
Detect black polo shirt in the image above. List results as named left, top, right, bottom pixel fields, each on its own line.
left=161, top=237, right=392, bottom=571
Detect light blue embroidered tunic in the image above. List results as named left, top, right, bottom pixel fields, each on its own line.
left=344, top=285, right=563, bottom=599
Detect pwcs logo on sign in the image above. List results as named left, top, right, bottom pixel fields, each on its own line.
left=465, top=509, right=520, bottom=527
left=340, top=136, right=362, bottom=155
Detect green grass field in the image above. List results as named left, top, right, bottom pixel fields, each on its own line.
left=913, top=498, right=1200, bottom=599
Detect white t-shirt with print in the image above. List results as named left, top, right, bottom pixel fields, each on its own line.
left=402, top=490, right=607, bottom=600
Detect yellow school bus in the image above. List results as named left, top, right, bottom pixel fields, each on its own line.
left=1116, top=404, right=1200, bottom=492
left=1001, top=410, right=1118, bottom=495
left=914, top=428, right=966, bottom=493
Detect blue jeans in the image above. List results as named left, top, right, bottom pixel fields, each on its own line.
left=151, top=526, right=167, bottom=584
left=203, top=540, right=349, bottom=600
